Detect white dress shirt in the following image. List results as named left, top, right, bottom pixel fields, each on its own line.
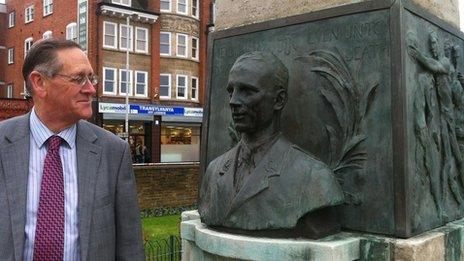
left=23, top=108, right=80, bottom=261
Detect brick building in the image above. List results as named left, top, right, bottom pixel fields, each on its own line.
left=1, top=0, right=212, bottom=163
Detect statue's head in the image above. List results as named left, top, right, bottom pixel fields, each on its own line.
left=226, top=51, right=288, bottom=134
left=429, top=31, right=441, bottom=59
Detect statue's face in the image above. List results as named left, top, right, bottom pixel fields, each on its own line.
left=226, top=62, right=276, bottom=134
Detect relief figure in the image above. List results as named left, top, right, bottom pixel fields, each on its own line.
left=199, top=52, right=344, bottom=239
left=408, top=31, right=464, bottom=206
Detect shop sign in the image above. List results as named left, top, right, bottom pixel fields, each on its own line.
left=131, top=104, right=183, bottom=115
left=99, top=102, right=127, bottom=113
left=98, top=102, right=203, bottom=117
left=184, top=107, right=203, bottom=117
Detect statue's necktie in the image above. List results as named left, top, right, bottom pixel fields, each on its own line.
left=33, top=135, right=64, bottom=261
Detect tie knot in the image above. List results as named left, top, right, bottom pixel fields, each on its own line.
left=47, top=135, right=62, bottom=151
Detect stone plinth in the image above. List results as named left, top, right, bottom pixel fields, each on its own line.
left=214, top=0, right=459, bottom=30
left=181, top=211, right=464, bottom=261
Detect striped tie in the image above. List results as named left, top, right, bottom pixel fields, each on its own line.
left=33, top=135, right=64, bottom=261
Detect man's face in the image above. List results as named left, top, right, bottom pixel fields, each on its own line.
left=226, top=62, right=276, bottom=134
left=43, top=48, right=96, bottom=124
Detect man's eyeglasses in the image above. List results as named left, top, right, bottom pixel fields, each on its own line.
left=55, top=73, right=99, bottom=86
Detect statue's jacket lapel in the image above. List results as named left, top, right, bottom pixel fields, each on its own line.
left=225, top=137, right=292, bottom=224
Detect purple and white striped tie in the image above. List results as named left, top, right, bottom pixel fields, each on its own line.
left=33, top=135, right=64, bottom=261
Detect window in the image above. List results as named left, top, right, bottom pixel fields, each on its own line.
left=103, top=67, right=117, bottom=95
left=66, top=23, right=78, bottom=42
left=192, top=0, right=199, bottom=18
left=191, top=77, right=198, bottom=100
left=191, top=37, right=199, bottom=59
left=120, top=24, right=133, bottom=51
left=43, top=30, right=52, bottom=39
left=8, top=12, right=15, bottom=28
left=177, top=0, right=187, bottom=14
left=43, top=0, right=53, bottom=16
left=176, top=34, right=187, bottom=57
left=25, top=5, right=34, bottom=23
left=135, top=71, right=148, bottom=97
left=160, top=32, right=171, bottom=55
left=161, top=125, right=200, bottom=162
left=7, top=48, right=14, bottom=64
left=160, top=0, right=171, bottom=12
left=119, top=69, right=133, bottom=95
left=6, top=85, right=13, bottom=99
left=111, top=0, right=131, bottom=6
left=176, top=75, right=187, bottom=99
left=135, top=27, right=148, bottom=53
left=160, top=74, right=171, bottom=99
left=24, top=38, right=33, bottom=56
left=103, top=21, right=117, bottom=49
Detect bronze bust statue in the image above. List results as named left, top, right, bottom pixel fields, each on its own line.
left=199, top=52, right=345, bottom=238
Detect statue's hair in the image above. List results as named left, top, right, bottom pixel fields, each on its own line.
left=230, top=51, right=289, bottom=91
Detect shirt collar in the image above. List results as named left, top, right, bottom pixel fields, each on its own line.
left=29, top=107, right=77, bottom=149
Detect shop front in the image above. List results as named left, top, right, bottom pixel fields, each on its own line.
left=97, top=102, right=203, bottom=163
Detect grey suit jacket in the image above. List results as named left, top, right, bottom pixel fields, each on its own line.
left=199, top=136, right=344, bottom=230
left=0, top=113, right=144, bottom=261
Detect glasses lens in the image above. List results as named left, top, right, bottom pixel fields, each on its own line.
left=90, top=75, right=98, bottom=85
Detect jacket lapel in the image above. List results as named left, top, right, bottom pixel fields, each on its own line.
left=227, top=137, right=291, bottom=217
left=215, top=145, right=239, bottom=220
left=0, top=114, right=30, bottom=261
left=75, top=121, right=101, bottom=261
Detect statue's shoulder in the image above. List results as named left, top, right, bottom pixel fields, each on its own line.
left=288, top=143, right=331, bottom=172
left=285, top=142, right=344, bottom=205
left=205, top=144, right=239, bottom=173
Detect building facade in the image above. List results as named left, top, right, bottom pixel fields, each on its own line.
left=1, top=0, right=212, bottom=163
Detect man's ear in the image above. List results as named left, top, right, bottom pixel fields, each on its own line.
left=29, top=71, right=46, bottom=98
left=274, top=89, right=287, bottom=110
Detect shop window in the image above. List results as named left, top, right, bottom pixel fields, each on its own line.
left=161, top=0, right=171, bottom=12
left=103, top=67, right=117, bottom=95
left=160, top=74, right=171, bottom=99
left=25, top=5, right=34, bottom=23
left=103, top=21, right=118, bottom=49
left=161, top=125, right=200, bottom=162
left=135, top=27, right=148, bottom=53
left=176, top=33, right=187, bottom=57
left=176, top=75, right=187, bottom=99
left=191, top=77, right=198, bottom=101
left=135, top=71, right=148, bottom=97
left=43, top=0, right=53, bottom=16
left=119, top=69, right=133, bottom=96
left=177, top=0, right=188, bottom=15
left=191, top=37, right=199, bottom=59
left=66, top=23, right=78, bottom=42
left=120, top=24, right=133, bottom=51
left=160, top=32, right=171, bottom=55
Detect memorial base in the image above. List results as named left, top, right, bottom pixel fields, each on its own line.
left=181, top=210, right=464, bottom=260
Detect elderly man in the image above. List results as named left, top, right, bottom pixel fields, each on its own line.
left=0, top=39, right=144, bottom=260
left=199, top=52, right=344, bottom=239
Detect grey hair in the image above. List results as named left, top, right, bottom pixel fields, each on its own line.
left=22, top=38, right=82, bottom=96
